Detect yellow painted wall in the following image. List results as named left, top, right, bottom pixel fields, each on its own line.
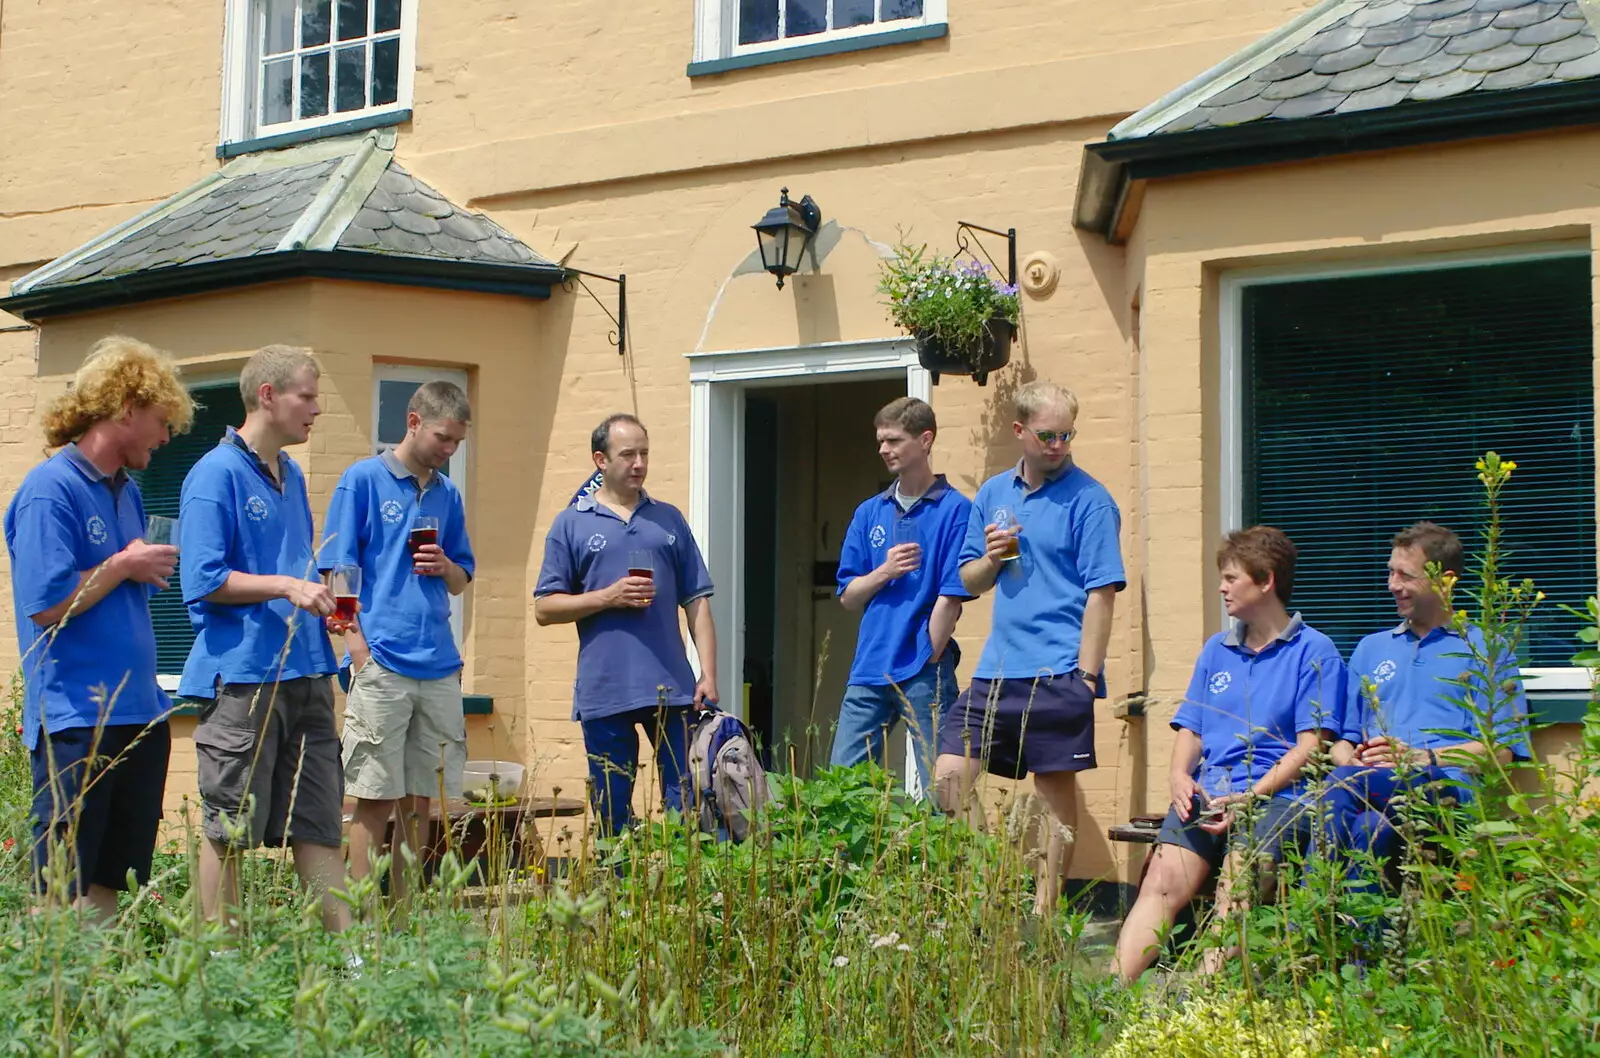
left=4, top=0, right=1589, bottom=886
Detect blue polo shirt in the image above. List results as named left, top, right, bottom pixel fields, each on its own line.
left=177, top=430, right=337, bottom=698
left=1172, top=615, right=1347, bottom=800
left=1342, top=621, right=1531, bottom=785
left=5, top=445, right=168, bottom=749
left=961, top=461, right=1126, bottom=684
left=534, top=493, right=714, bottom=721
left=838, top=475, right=973, bottom=686
left=319, top=450, right=475, bottom=681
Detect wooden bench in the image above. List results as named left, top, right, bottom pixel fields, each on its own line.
left=342, top=795, right=587, bottom=881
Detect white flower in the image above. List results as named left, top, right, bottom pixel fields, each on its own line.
left=832, top=955, right=849, bottom=968
left=896, top=944, right=911, bottom=952
left=871, top=932, right=900, bottom=949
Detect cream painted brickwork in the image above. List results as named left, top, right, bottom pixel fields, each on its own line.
left=6, top=0, right=1586, bottom=887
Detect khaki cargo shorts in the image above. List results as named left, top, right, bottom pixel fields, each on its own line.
left=193, top=677, right=344, bottom=849
left=341, top=662, right=467, bottom=801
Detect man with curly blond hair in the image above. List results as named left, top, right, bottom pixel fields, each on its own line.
left=4, top=335, right=194, bottom=919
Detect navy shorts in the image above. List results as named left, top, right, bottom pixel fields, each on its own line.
left=1157, top=793, right=1310, bottom=869
left=30, top=722, right=171, bottom=897
left=936, top=674, right=1096, bottom=778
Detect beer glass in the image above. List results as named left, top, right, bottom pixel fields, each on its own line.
left=330, top=564, right=361, bottom=623
left=146, top=515, right=178, bottom=547
left=628, top=549, right=655, bottom=581
left=993, top=505, right=1021, bottom=562
left=408, top=516, right=440, bottom=568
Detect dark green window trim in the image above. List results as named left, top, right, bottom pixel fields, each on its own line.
left=1529, top=693, right=1592, bottom=727
left=687, top=22, right=946, bottom=77
left=217, top=109, right=412, bottom=160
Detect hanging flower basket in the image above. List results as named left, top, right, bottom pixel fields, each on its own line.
left=915, top=316, right=1015, bottom=387
left=878, top=242, right=1021, bottom=386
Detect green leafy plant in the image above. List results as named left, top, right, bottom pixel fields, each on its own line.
left=877, top=242, right=1020, bottom=366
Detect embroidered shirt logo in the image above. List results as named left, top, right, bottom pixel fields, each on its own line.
left=869, top=524, right=887, bottom=549
left=1373, top=659, right=1398, bottom=685
left=86, top=516, right=107, bottom=546
left=245, top=496, right=270, bottom=523
left=380, top=499, right=404, bottom=525
left=1208, top=671, right=1233, bottom=695
left=587, top=533, right=608, bottom=553
left=666, top=533, right=677, bottom=546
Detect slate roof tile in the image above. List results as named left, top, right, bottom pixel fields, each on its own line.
left=1135, top=0, right=1600, bottom=138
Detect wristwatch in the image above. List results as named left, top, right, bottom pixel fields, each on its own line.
left=1426, top=748, right=1440, bottom=768
left=1071, top=667, right=1098, bottom=688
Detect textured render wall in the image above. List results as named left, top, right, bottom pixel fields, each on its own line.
left=1129, top=130, right=1600, bottom=820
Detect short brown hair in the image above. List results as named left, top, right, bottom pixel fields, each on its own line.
left=873, top=397, right=936, bottom=438
left=42, top=336, right=195, bottom=448
left=592, top=413, right=646, bottom=455
left=1393, top=521, right=1464, bottom=576
left=408, top=380, right=471, bottom=425
left=1217, top=526, right=1297, bottom=605
left=240, top=344, right=319, bottom=411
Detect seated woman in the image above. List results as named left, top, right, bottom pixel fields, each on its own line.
left=1112, top=527, right=1346, bottom=984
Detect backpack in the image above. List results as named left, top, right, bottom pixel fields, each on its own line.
left=687, top=708, right=771, bottom=842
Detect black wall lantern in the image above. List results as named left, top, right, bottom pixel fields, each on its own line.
left=753, top=187, right=822, bottom=289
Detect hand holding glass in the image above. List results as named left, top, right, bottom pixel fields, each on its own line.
left=892, top=519, right=922, bottom=571
left=329, top=564, right=361, bottom=624
left=408, top=516, right=440, bottom=571
left=146, top=515, right=178, bottom=547
left=992, top=505, right=1021, bottom=561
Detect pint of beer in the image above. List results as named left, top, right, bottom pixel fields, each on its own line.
left=993, top=505, right=1021, bottom=562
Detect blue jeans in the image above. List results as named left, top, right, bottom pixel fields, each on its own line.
left=1321, top=763, right=1469, bottom=899
left=829, top=654, right=958, bottom=794
left=581, top=705, right=693, bottom=836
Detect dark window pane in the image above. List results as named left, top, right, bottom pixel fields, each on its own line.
left=374, top=0, right=401, bottom=32
left=1243, top=258, right=1595, bottom=667
left=372, top=37, right=400, bottom=105
left=264, top=0, right=296, bottom=54
left=337, top=0, right=368, bottom=41
left=836, top=0, right=875, bottom=27
left=301, top=0, right=331, bottom=46
left=335, top=45, right=366, bottom=111
left=739, top=0, right=778, bottom=44
left=377, top=381, right=421, bottom=446
left=881, top=0, right=923, bottom=19
left=299, top=50, right=329, bottom=117
left=786, top=0, right=826, bottom=36
left=262, top=57, right=292, bottom=125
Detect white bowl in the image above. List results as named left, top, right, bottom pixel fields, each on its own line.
left=460, top=760, right=526, bottom=803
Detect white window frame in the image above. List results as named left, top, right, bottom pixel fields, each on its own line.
left=692, top=0, right=947, bottom=64
left=1218, top=241, right=1593, bottom=693
left=221, top=0, right=417, bottom=147
left=371, top=364, right=470, bottom=648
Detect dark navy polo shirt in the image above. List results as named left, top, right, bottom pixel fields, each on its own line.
left=534, top=492, right=713, bottom=721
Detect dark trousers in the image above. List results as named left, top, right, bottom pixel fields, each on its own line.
left=581, top=705, right=693, bottom=836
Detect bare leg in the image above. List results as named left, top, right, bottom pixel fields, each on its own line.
left=1200, top=849, right=1273, bottom=976
left=1112, top=843, right=1212, bottom=983
left=392, top=795, right=430, bottom=905
left=933, top=753, right=985, bottom=827
left=199, top=837, right=241, bottom=928
left=292, top=841, right=351, bottom=932
left=1030, top=771, right=1079, bottom=916
left=79, top=884, right=120, bottom=924
left=348, top=797, right=397, bottom=888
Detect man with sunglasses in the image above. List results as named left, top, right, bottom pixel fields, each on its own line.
left=934, top=380, right=1125, bottom=916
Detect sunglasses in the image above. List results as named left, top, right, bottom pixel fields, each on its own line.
left=1031, top=428, right=1076, bottom=445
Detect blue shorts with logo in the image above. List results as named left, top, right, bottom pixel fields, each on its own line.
left=936, top=674, right=1096, bottom=778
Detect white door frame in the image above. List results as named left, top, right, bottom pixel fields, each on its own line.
left=686, top=337, right=930, bottom=728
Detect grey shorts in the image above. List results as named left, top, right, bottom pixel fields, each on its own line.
left=342, top=662, right=467, bottom=801
left=193, top=677, right=344, bottom=849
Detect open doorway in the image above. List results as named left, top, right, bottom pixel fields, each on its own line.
left=742, top=378, right=908, bottom=779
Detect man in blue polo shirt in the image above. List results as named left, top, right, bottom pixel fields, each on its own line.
left=1324, top=521, right=1529, bottom=904
left=1113, top=527, right=1346, bottom=982
left=934, top=380, right=1126, bottom=916
left=321, top=380, right=475, bottom=898
left=535, top=413, right=718, bottom=836
left=179, top=344, right=347, bottom=932
left=829, top=397, right=971, bottom=794
left=6, top=336, right=193, bottom=919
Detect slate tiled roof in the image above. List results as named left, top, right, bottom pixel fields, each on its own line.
left=1113, top=0, right=1600, bottom=140
left=10, top=128, right=557, bottom=300
left=337, top=163, right=545, bottom=266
